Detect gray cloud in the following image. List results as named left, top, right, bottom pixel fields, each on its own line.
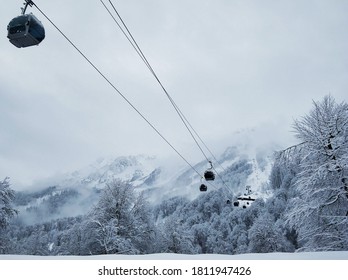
left=1, top=0, right=347, bottom=189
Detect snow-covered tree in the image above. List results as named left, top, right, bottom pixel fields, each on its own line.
left=286, top=95, right=348, bottom=251
left=0, top=177, right=18, bottom=253
left=159, top=215, right=198, bottom=254
left=88, top=180, right=155, bottom=254
left=248, top=213, right=294, bottom=253
left=0, top=177, right=18, bottom=229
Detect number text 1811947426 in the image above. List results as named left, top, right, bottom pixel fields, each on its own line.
left=191, top=266, right=252, bottom=276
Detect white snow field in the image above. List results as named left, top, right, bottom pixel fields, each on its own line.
left=1, top=250, right=348, bottom=260
left=1, top=252, right=347, bottom=280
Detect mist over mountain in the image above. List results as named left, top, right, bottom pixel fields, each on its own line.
left=11, top=142, right=274, bottom=225
left=5, top=95, right=346, bottom=257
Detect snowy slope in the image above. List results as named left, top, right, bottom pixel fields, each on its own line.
left=155, top=145, right=274, bottom=202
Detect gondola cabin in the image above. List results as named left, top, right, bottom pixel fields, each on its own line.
left=199, top=184, right=208, bottom=192
left=7, top=14, right=45, bottom=48
left=204, top=170, right=215, bottom=181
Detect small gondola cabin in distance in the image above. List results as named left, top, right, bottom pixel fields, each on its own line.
left=7, top=0, right=45, bottom=48
left=203, top=160, right=215, bottom=181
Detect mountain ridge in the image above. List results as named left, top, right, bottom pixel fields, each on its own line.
left=13, top=144, right=275, bottom=225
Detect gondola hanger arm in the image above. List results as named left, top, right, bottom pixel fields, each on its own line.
left=21, top=0, right=34, bottom=15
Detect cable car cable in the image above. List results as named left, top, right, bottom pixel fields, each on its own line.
left=30, top=1, right=204, bottom=180
left=98, top=0, right=149, bottom=69
left=99, top=0, right=212, bottom=164
left=30, top=1, right=231, bottom=199
left=102, top=0, right=231, bottom=179
left=99, top=0, right=233, bottom=194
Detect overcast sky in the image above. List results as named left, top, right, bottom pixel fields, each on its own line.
left=1, top=0, right=347, bottom=189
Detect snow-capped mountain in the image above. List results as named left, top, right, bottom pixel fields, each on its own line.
left=13, top=145, right=274, bottom=224
left=60, top=155, right=162, bottom=189
left=158, top=145, right=273, bottom=201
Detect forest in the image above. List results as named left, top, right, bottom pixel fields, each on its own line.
left=0, top=95, right=347, bottom=255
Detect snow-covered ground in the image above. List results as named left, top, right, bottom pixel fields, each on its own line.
left=1, top=252, right=347, bottom=280
left=1, top=251, right=347, bottom=260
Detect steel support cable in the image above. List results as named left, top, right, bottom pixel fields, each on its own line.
left=181, top=110, right=227, bottom=172
left=31, top=2, right=204, bottom=179
left=101, top=0, right=234, bottom=195
left=100, top=0, right=211, bottom=163
left=100, top=0, right=234, bottom=197
left=212, top=166, right=234, bottom=195
left=99, top=0, right=150, bottom=69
